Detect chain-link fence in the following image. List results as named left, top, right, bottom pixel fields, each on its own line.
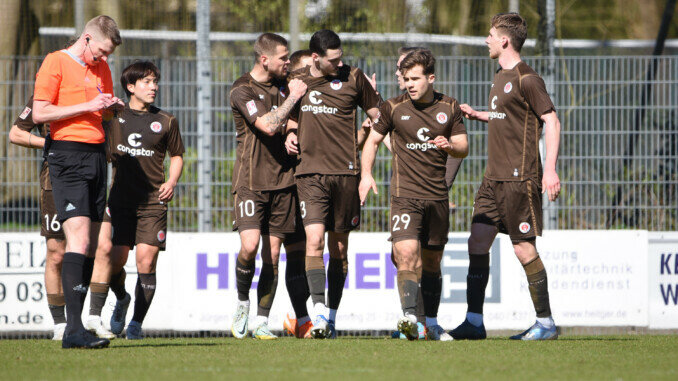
left=1, top=55, right=676, bottom=232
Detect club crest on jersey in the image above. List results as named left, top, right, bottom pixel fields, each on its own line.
left=504, top=82, right=513, bottom=93
left=157, top=230, right=166, bottom=242
left=436, top=112, right=448, bottom=124
left=519, top=222, right=531, bottom=233
left=246, top=100, right=258, bottom=116
left=351, top=216, right=360, bottom=226
left=150, top=121, right=162, bottom=133
left=330, top=79, right=342, bottom=90
left=19, top=107, right=31, bottom=120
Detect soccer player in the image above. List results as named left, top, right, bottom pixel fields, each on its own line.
left=229, top=33, right=308, bottom=340
left=9, top=98, right=67, bottom=340
left=450, top=13, right=562, bottom=341
left=289, top=49, right=313, bottom=71
left=281, top=48, right=316, bottom=339
left=286, top=30, right=381, bottom=339
left=88, top=61, right=184, bottom=340
left=32, top=15, right=122, bottom=349
left=360, top=48, right=468, bottom=341
left=395, top=48, right=464, bottom=192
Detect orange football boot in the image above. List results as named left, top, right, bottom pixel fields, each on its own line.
left=283, top=313, right=297, bottom=337
left=296, top=319, right=314, bottom=339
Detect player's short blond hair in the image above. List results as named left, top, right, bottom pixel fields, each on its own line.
left=491, top=13, right=527, bottom=52
left=84, top=15, right=121, bottom=46
left=254, top=33, right=288, bottom=62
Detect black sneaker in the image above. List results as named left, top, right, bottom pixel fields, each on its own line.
left=449, top=319, right=487, bottom=340
left=62, top=329, right=110, bottom=349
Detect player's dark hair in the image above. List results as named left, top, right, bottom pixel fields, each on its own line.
left=85, top=15, right=121, bottom=46
left=399, top=48, right=436, bottom=76
left=491, top=12, right=527, bottom=52
left=289, top=49, right=312, bottom=70
left=120, top=60, right=160, bottom=97
left=309, top=29, right=341, bottom=57
left=397, top=46, right=421, bottom=57
left=254, top=33, right=288, bottom=62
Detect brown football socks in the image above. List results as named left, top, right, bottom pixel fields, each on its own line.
left=415, top=266, right=425, bottom=324
left=235, top=255, right=255, bottom=302
left=305, top=256, right=326, bottom=307
left=285, top=250, right=310, bottom=319
left=110, top=268, right=128, bottom=300
left=421, top=270, right=442, bottom=318
left=47, top=293, right=66, bottom=325
left=89, top=282, right=110, bottom=316
left=327, top=257, right=348, bottom=310
left=256, top=263, right=278, bottom=317
left=467, top=254, right=490, bottom=314
left=131, top=273, right=156, bottom=324
left=523, top=256, right=552, bottom=318
left=397, top=270, right=418, bottom=316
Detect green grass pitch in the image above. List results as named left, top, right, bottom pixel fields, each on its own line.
left=2, top=335, right=677, bottom=380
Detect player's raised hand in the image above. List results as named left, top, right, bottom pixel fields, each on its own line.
left=288, top=79, right=307, bottom=100
left=361, top=117, right=372, bottom=130
left=460, top=104, right=477, bottom=120
left=432, top=135, right=451, bottom=151
left=358, top=175, right=378, bottom=206
left=542, top=169, right=560, bottom=202
left=285, top=131, right=299, bottom=155
left=158, top=181, right=177, bottom=203
left=365, top=73, right=377, bottom=90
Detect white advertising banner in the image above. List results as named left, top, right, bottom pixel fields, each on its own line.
left=0, top=231, right=650, bottom=332
left=648, top=232, right=678, bottom=329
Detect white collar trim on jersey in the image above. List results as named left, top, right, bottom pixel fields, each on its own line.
left=61, top=49, right=86, bottom=67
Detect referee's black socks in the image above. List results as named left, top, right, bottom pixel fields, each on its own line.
left=62, top=252, right=88, bottom=335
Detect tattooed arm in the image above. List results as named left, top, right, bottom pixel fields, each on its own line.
left=254, top=78, right=307, bottom=136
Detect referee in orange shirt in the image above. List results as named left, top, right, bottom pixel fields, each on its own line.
left=33, top=15, right=123, bottom=349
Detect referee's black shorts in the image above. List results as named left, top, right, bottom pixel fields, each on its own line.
left=47, top=140, right=107, bottom=223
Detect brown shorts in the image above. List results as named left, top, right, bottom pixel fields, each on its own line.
left=233, top=186, right=300, bottom=239
left=40, top=189, right=65, bottom=240
left=109, top=204, right=168, bottom=250
left=295, top=174, right=360, bottom=233
left=472, top=177, right=542, bottom=242
left=390, top=196, right=449, bottom=248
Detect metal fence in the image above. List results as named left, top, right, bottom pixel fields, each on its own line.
left=1, top=55, right=676, bottom=232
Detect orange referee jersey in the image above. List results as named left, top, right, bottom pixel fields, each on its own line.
left=34, top=50, right=114, bottom=144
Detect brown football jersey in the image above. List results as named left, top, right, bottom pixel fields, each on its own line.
left=14, top=96, right=52, bottom=190
left=373, top=92, right=467, bottom=200
left=290, top=65, right=380, bottom=176
left=486, top=61, right=555, bottom=181
left=230, top=73, right=296, bottom=192
left=107, top=105, right=185, bottom=207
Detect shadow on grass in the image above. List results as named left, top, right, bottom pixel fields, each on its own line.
left=555, top=337, right=639, bottom=341
left=109, top=342, right=222, bottom=349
